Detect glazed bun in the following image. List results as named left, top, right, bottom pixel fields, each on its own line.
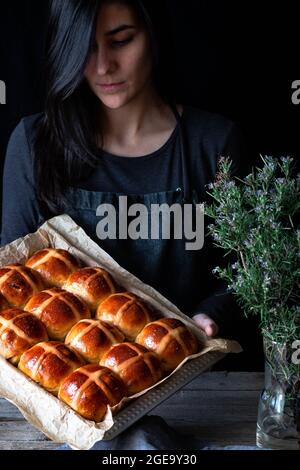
left=0, top=293, right=9, bottom=312
left=24, top=288, right=91, bottom=341
left=63, top=267, right=117, bottom=311
left=65, top=319, right=125, bottom=364
left=100, top=342, right=164, bottom=395
left=136, top=318, right=199, bottom=372
left=58, top=364, right=127, bottom=422
left=26, top=248, right=80, bottom=287
left=0, top=264, right=45, bottom=308
left=18, top=341, right=84, bottom=395
left=96, top=292, right=155, bottom=340
left=0, top=308, right=48, bottom=364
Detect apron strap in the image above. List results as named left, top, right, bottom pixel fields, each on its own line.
left=169, top=103, right=192, bottom=203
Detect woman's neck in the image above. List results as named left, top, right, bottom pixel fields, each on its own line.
left=98, top=86, right=177, bottom=151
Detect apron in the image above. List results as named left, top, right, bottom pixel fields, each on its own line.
left=63, top=105, right=212, bottom=317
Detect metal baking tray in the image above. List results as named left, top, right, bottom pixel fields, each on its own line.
left=0, top=215, right=233, bottom=448
left=103, top=350, right=226, bottom=440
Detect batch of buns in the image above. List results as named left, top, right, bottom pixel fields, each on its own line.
left=0, top=248, right=200, bottom=423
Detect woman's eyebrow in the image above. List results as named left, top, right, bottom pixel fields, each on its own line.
left=105, top=24, right=136, bottom=36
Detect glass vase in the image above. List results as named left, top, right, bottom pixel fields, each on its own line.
left=256, top=335, right=300, bottom=449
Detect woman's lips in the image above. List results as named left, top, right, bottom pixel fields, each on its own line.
left=97, top=82, right=126, bottom=92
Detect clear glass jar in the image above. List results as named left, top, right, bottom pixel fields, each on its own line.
left=256, top=336, right=300, bottom=449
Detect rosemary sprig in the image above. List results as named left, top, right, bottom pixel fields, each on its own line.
left=205, top=155, right=300, bottom=347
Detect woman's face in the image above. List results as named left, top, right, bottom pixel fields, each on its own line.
left=84, top=2, right=153, bottom=110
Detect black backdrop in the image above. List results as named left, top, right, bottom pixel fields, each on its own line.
left=1, top=0, right=299, bottom=209
left=0, top=0, right=299, bottom=370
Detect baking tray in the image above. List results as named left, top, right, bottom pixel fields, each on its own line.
left=103, top=350, right=226, bottom=440
left=0, top=214, right=238, bottom=449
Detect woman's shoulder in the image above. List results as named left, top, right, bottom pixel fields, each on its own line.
left=16, top=111, right=44, bottom=147
left=5, top=112, right=44, bottom=173
left=181, top=105, right=249, bottom=177
left=182, top=104, right=237, bottom=140
left=8, top=111, right=43, bottom=147
left=21, top=111, right=44, bottom=127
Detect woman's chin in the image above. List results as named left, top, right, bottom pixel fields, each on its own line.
left=98, top=92, right=131, bottom=110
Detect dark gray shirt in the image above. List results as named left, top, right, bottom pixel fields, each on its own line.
left=1, top=105, right=251, bottom=334
left=1, top=106, right=249, bottom=240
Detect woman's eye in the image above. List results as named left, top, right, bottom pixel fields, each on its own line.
left=112, top=37, right=133, bottom=47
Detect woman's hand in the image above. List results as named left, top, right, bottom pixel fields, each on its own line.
left=192, top=313, right=219, bottom=337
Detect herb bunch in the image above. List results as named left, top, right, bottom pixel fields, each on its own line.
left=205, top=155, right=300, bottom=345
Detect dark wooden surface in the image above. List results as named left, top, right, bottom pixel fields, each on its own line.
left=0, top=372, right=264, bottom=450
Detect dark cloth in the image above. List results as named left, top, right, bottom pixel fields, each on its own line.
left=58, top=415, right=262, bottom=451
left=1, top=105, right=251, bottom=339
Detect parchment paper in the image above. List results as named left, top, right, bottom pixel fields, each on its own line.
left=0, top=214, right=241, bottom=450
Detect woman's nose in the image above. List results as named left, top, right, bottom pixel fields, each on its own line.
left=96, top=46, right=115, bottom=75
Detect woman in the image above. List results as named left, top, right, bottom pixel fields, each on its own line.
left=1, top=0, right=249, bottom=339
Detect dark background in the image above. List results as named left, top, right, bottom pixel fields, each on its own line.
left=0, top=0, right=299, bottom=370
left=1, top=1, right=299, bottom=168
left=1, top=0, right=299, bottom=203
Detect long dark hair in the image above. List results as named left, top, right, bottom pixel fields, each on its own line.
left=34, top=0, right=176, bottom=218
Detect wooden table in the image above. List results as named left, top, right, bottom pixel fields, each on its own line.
left=0, top=372, right=263, bottom=450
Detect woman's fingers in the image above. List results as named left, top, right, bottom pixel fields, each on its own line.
left=192, top=313, right=219, bottom=337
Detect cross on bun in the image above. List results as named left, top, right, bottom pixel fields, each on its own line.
left=18, top=341, right=84, bottom=395
left=26, top=248, right=80, bottom=287
left=0, top=264, right=45, bottom=308
left=135, top=318, right=200, bottom=372
left=96, top=292, right=155, bottom=340
left=63, top=267, right=117, bottom=311
left=58, top=364, right=127, bottom=422
left=100, top=342, right=164, bottom=395
left=0, top=308, right=48, bottom=364
left=65, top=319, right=125, bottom=364
left=24, top=288, right=91, bottom=341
